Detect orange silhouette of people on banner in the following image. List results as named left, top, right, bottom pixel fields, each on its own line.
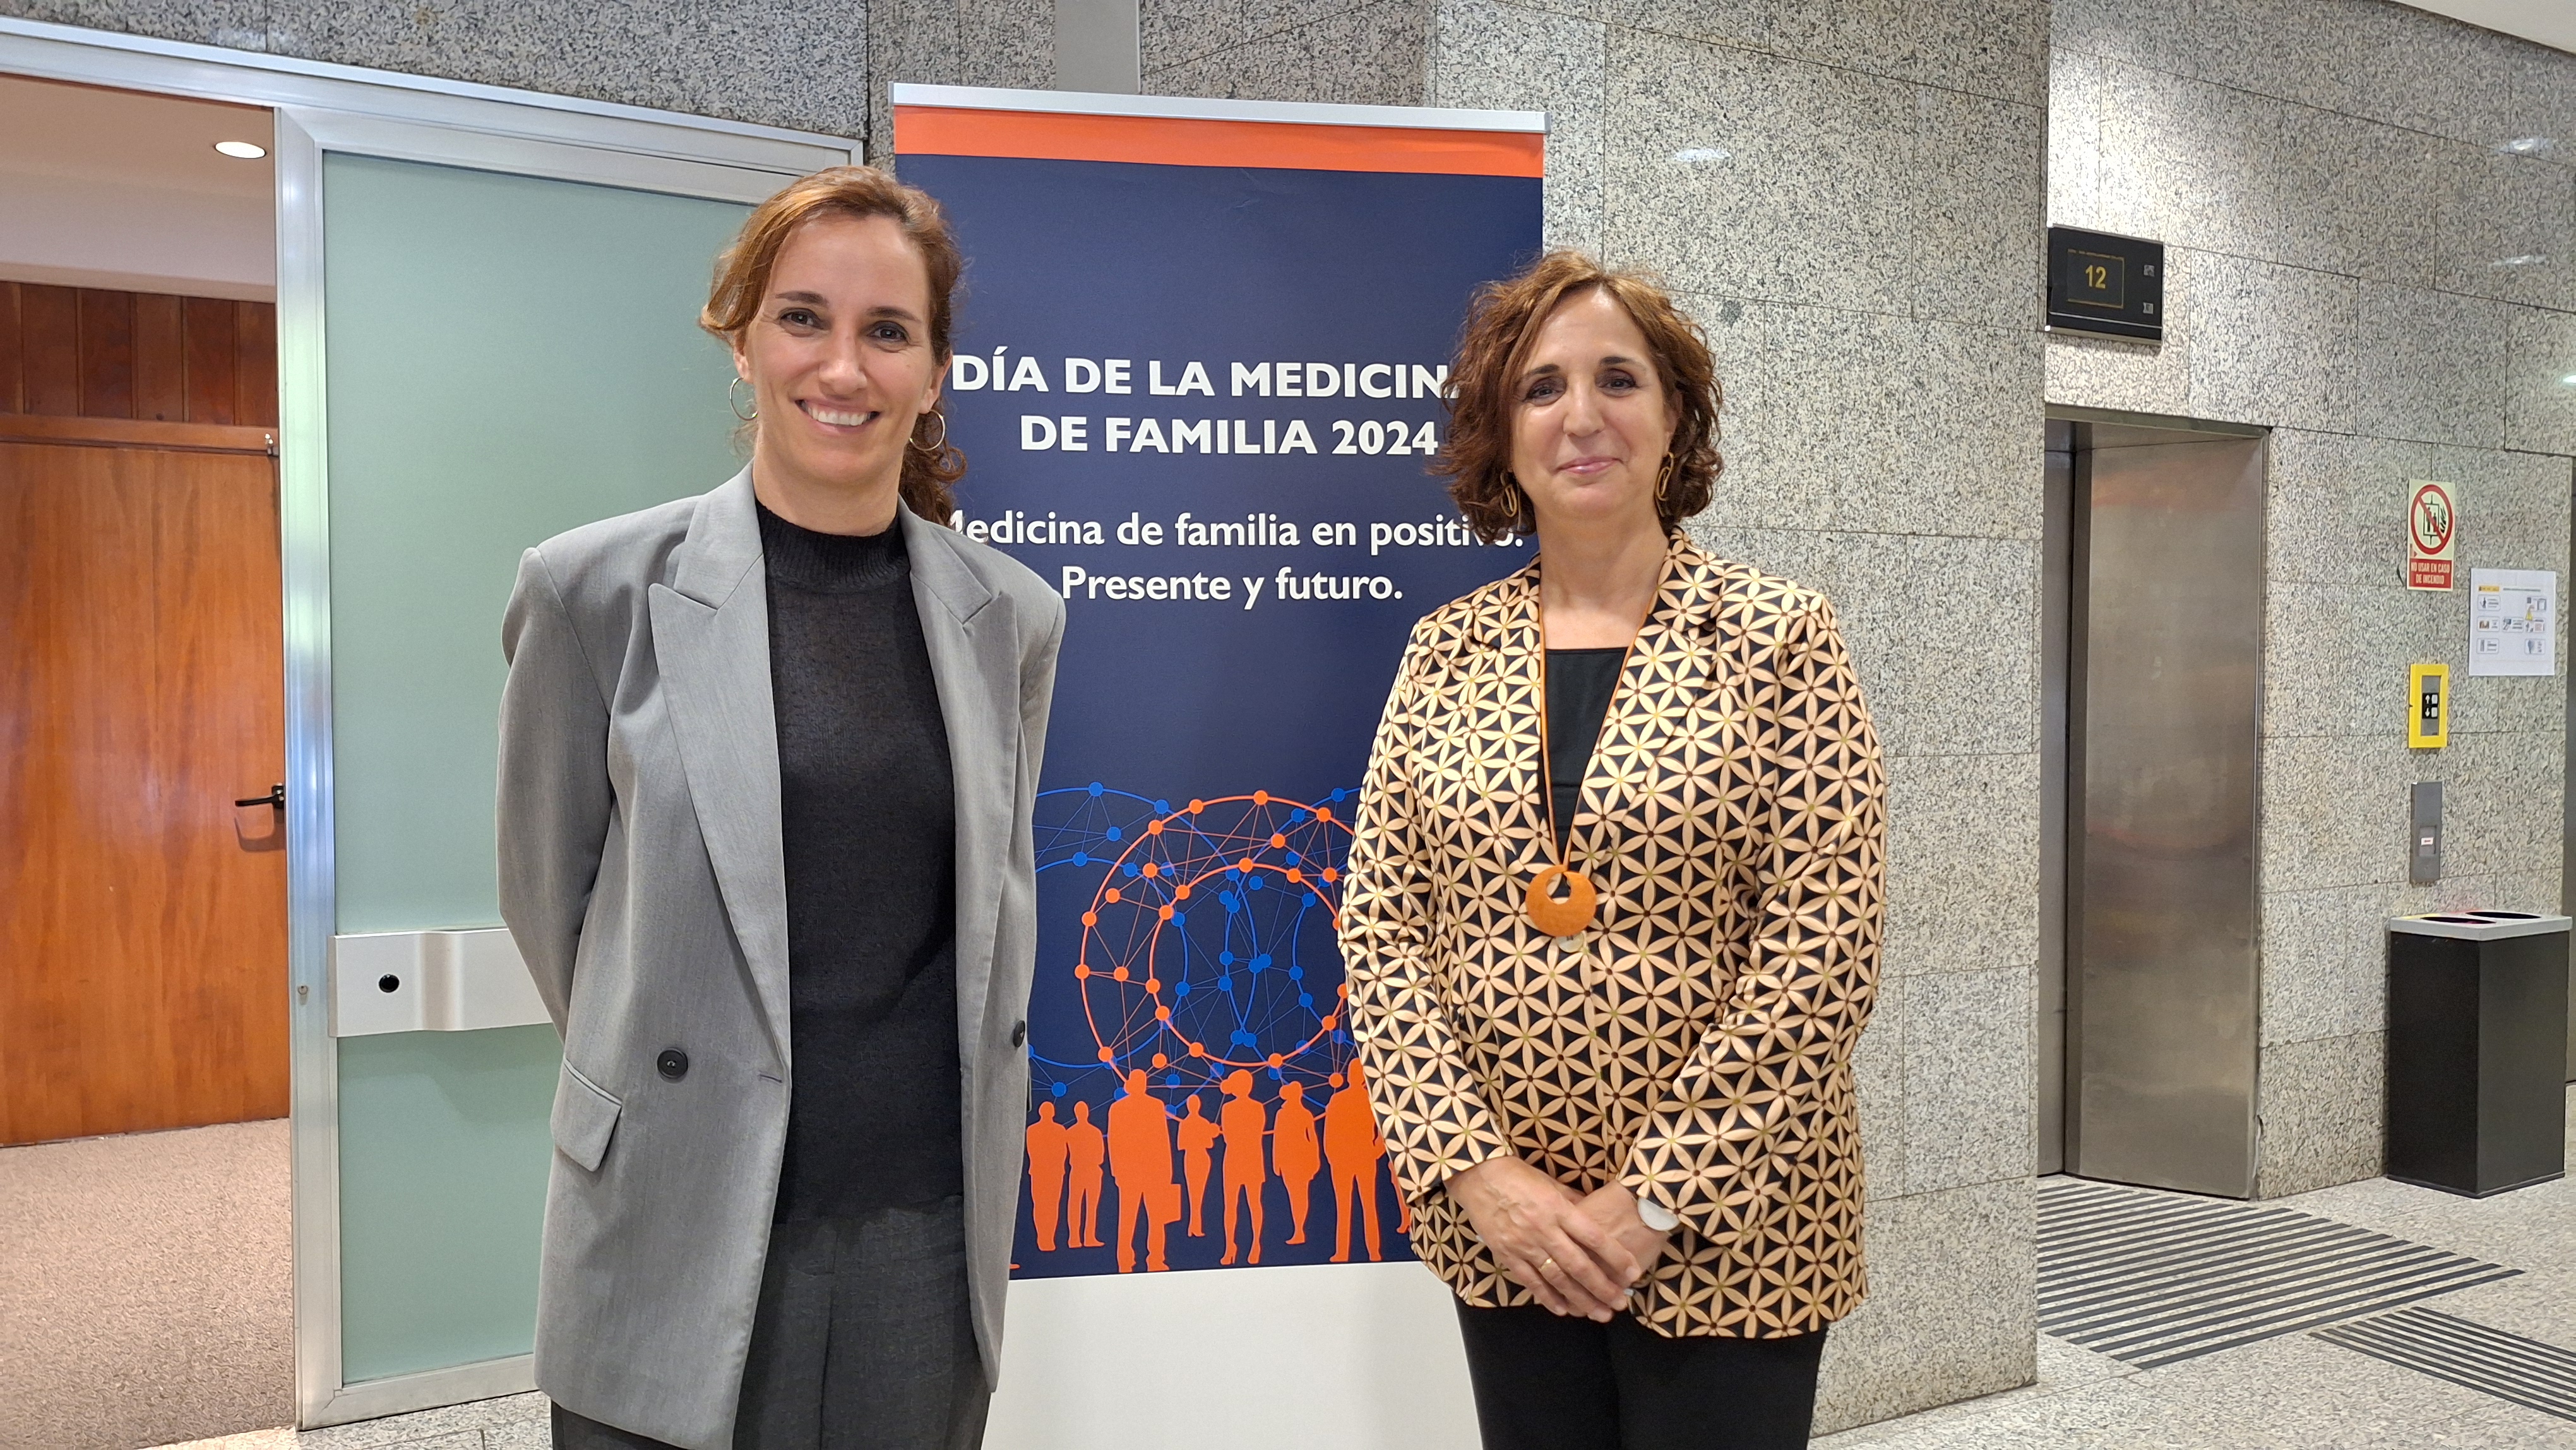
left=1218, top=1070, right=1268, bottom=1265
left=1025, top=1101, right=1071, bottom=1252
left=1324, top=1062, right=1383, bottom=1263
left=1107, top=1069, right=1178, bottom=1272
left=1273, top=1080, right=1321, bottom=1244
left=1176, top=1094, right=1219, bottom=1237
left=1064, top=1099, right=1106, bottom=1249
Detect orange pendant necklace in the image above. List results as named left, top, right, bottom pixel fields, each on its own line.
left=1527, top=862, right=1598, bottom=936
left=1526, top=635, right=1628, bottom=938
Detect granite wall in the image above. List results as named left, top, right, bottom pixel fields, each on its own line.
left=1143, top=0, right=2055, bottom=1431
left=2047, top=0, right=2575, bottom=1197
left=1510, top=6, right=2051, bottom=1432
left=1140, top=0, right=1428, bottom=107
left=0, top=0, right=1056, bottom=155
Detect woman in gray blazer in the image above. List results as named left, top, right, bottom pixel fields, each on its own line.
left=498, top=165, right=1064, bottom=1450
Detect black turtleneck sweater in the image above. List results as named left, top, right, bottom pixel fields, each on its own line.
left=1545, top=647, right=1624, bottom=856
left=758, top=501, right=962, bottom=1221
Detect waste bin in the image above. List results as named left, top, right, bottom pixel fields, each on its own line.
left=2385, top=911, right=2570, bottom=1197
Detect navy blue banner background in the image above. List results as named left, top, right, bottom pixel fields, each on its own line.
left=900, top=150, right=1539, bottom=1278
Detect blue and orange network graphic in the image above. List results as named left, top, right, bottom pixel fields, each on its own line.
left=1017, top=784, right=1408, bottom=1276
left=895, top=86, right=1542, bottom=1279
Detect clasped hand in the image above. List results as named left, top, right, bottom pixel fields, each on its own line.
left=1446, top=1156, right=1672, bottom=1321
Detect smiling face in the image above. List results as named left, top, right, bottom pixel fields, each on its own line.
left=732, top=212, right=946, bottom=524
left=1506, top=287, right=1676, bottom=540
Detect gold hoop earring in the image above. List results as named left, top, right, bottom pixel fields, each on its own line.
left=729, top=376, right=758, bottom=422
left=1655, top=455, right=1674, bottom=502
left=912, top=409, right=949, bottom=452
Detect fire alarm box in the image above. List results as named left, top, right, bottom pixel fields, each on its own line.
left=2408, top=663, right=2450, bottom=749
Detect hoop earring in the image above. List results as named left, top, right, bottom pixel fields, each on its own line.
left=729, top=376, right=758, bottom=422
left=1505, top=471, right=1534, bottom=532
left=1655, top=455, right=1674, bottom=502
left=912, top=409, right=949, bottom=453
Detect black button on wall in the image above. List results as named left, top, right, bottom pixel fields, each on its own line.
left=1011, top=1021, right=1027, bottom=1048
left=657, top=1049, right=689, bottom=1081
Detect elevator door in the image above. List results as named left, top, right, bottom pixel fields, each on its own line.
left=2064, top=419, right=2265, bottom=1198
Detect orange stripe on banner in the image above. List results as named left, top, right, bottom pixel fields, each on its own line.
left=893, top=106, right=1545, bottom=177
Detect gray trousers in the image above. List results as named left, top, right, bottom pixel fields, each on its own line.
left=554, top=1197, right=989, bottom=1450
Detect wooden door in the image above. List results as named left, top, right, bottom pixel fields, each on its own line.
left=1, top=428, right=289, bottom=1144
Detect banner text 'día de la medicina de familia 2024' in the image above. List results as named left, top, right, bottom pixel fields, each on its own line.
left=895, top=88, right=1543, bottom=1281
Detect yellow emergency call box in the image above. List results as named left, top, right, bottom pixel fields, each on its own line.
left=2407, top=663, right=2449, bottom=749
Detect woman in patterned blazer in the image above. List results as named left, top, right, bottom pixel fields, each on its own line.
left=1339, top=251, right=1887, bottom=1450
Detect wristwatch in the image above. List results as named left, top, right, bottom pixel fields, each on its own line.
left=1637, top=1198, right=1679, bottom=1232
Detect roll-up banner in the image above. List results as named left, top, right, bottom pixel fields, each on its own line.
left=894, top=86, right=1546, bottom=1297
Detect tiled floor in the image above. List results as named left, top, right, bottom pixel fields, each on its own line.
left=148, top=1093, right=2576, bottom=1450
left=1816, top=1089, right=2576, bottom=1449
left=149, top=1393, right=549, bottom=1450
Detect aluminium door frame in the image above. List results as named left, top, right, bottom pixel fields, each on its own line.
left=0, top=16, right=857, bottom=1428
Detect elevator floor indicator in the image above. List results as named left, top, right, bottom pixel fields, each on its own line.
left=2039, top=1177, right=2519, bottom=1367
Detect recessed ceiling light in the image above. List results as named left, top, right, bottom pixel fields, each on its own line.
left=2500, top=136, right=2555, bottom=155
left=213, top=140, right=266, bottom=159
left=2493, top=254, right=2548, bottom=268
left=1673, top=147, right=1730, bottom=165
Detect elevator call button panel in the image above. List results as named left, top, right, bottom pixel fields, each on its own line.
left=2046, top=226, right=2166, bottom=342
left=2407, top=662, right=2449, bottom=749
left=2410, top=781, right=2443, bottom=885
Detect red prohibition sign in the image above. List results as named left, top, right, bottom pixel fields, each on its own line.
left=2410, top=482, right=2454, bottom=555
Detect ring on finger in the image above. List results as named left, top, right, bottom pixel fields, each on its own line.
left=1537, top=1256, right=1558, bottom=1276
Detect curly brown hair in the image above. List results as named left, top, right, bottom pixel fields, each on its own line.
left=700, top=165, right=967, bottom=524
left=1432, top=251, right=1720, bottom=542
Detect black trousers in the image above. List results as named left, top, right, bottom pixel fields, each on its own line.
left=1453, top=1301, right=1826, bottom=1450
left=554, top=1197, right=988, bottom=1450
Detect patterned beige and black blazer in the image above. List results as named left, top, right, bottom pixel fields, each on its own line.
left=1338, top=530, right=1886, bottom=1339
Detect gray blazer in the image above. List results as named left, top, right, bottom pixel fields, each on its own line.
left=497, top=468, right=1064, bottom=1450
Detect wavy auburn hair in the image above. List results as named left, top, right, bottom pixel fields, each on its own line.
left=1433, top=251, right=1720, bottom=542
left=700, top=165, right=967, bottom=524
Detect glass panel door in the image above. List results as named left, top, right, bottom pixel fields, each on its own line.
left=292, top=133, right=779, bottom=1410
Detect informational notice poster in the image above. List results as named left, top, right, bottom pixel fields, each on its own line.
left=2468, top=568, right=2558, bottom=676
left=892, top=86, right=1544, bottom=1279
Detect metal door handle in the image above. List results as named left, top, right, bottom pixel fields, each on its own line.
left=236, top=783, right=285, bottom=810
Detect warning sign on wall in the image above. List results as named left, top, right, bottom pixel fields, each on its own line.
left=2408, top=479, right=2456, bottom=590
